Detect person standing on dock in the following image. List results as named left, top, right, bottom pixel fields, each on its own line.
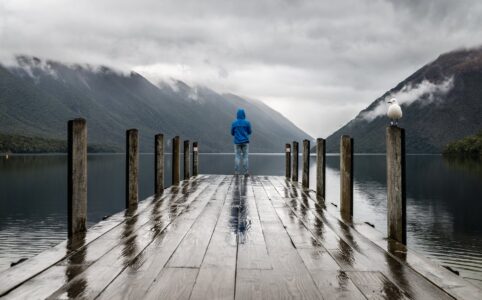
left=231, top=108, right=252, bottom=175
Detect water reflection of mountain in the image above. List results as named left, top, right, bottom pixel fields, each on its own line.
left=443, top=157, right=482, bottom=179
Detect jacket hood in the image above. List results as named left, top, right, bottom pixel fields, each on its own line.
left=236, top=109, right=246, bottom=119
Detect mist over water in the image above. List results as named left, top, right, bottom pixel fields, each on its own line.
left=0, top=154, right=481, bottom=287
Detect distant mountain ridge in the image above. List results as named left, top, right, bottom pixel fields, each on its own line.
left=326, top=47, right=482, bottom=153
left=0, top=56, right=311, bottom=152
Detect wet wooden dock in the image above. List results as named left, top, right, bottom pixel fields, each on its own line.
left=0, top=175, right=479, bottom=299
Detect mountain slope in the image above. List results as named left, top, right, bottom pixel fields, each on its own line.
left=0, top=56, right=311, bottom=152
left=326, top=48, right=482, bottom=153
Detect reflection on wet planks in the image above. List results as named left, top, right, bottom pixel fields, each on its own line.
left=265, top=176, right=456, bottom=300
left=0, top=175, right=478, bottom=300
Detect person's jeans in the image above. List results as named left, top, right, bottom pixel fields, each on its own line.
left=234, top=143, right=249, bottom=175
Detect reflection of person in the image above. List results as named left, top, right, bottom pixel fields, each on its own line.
left=231, top=109, right=252, bottom=175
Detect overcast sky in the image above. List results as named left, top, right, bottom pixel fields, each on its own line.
left=1, top=0, right=481, bottom=137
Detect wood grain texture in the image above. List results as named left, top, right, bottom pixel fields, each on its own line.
left=292, top=141, right=299, bottom=182
left=155, top=134, right=164, bottom=195
left=316, top=138, right=326, bottom=200
left=183, top=139, right=190, bottom=180
left=172, top=136, right=180, bottom=186
left=302, top=139, right=310, bottom=189
left=192, top=141, right=199, bottom=176
left=340, top=135, right=353, bottom=220
left=68, top=118, right=87, bottom=237
left=386, top=126, right=406, bottom=244
left=2, top=175, right=473, bottom=300
left=285, top=143, right=291, bottom=179
left=126, top=129, right=139, bottom=208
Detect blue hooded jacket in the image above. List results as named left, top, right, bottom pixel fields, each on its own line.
left=231, top=109, right=252, bottom=144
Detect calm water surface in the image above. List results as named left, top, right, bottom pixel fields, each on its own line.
left=0, top=153, right=481, bottom=287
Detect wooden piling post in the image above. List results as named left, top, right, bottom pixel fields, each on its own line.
left=192, top=141, right=199, bottom=176
left=183, top=140, right=190, bottom=180
left=316, top=138, right=326, bottom=200
left=68, top=118, right=87, bottom=237
left=340, top=135, right=353, bottom=220
left=285, top=143, right=291, bottom=179
left=155, top=134, right=164, bottom=195
left=172, top=136, right=180, bottom=185
left=302, top=139, right=310, bottom=189
left=126, top=129, right=139, bottom=208
left=386, top=126, right=406, bottom=244
left=292, top=141, right=299, bottom=182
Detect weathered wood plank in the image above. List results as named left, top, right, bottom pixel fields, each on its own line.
left=237, top=177, right=272, bottom=270
left=183, top=139, right=190, bottom=180
left=347, top=271, right=409, bottom=300
left=0, top=179, right=195, bottom=297
left=167, top=199, right=225, bottom=268
left=68, top=118, right=88, bottom=237
left=172, top=136, right=180, bottom=185
left=155, top=133, right=164, bottom=195
left=285, top=143, right=291, bottom=179
left=302, top=139, right=310, bottom=189
left=316, top=138, right=326, bottom=200
left=270, top=176, right=456, bottom=300
left=7, top=177, right=218, bottom=299
left=2, top=175, right=476, bottom=300
left=340, top=135, right=353, bottom=220
left=96, top=176, right=229, bottom=300
left=126, top=129, right=139, bottom=208
left=189, top=178, right=237, bottom=300
left=292, top=141, right=299, bottom=182
left=245, top=177, right=323, bottom=299
left=386, top=126, right=406, bottom=244
left=144, top=268, right=198, bottom=300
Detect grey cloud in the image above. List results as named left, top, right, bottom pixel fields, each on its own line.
left=1, top=0, right=481, bottom=137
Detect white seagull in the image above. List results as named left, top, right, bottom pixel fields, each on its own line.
left=387, top=98, right=402, bottom=126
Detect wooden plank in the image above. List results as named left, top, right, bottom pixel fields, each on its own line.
left=189, top=178, right=237, bottom=300
left=8, top=176, right=219, bottom=299
left=310, top=270, right=367, bottom=300
left=0, top=181, right=186, bottom=297
left=297, top=249, right=340, bottom=271
left=144, top=268, right=199, bottom=300
left=237, top=177, right=272, bottom=270
left=354, top=223, right=482, bottom=300
left=96, top=176, right=230, bottom=300
left=235, top=269, right=292, bottom=300
left=166, top=198, right=225, bottom=267
left=347, top=271, right=409, bottom=300
left=270, top=176, right=456, bottom=300
left=245, top=177, right=323, bottom=299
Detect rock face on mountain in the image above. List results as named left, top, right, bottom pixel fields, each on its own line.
left=0, top=56, right=311, bottom=152
left=326, top=48, right=482, bottom=153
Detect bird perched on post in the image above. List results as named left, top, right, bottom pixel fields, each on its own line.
left=387, top=98, right=402, bottom=126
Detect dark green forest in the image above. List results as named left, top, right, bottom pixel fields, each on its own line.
left=443, top=131, right=482, bottom=157
left=0, top=133, right=118, bottom=153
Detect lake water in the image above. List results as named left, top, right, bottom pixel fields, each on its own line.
left=0, top=154, right=481, bottom=287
